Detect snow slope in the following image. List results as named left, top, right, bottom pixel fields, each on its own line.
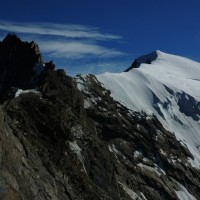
left=97, top=50, right=200, bottom=168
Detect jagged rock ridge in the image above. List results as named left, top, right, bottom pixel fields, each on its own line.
left=0, top=34, right=42, bottom=93
left=0, top=35, right=199, bottom=200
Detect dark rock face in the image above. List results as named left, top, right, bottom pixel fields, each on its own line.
left=124, top=51, right=158, bottom=72
left=0, top=35, right=200, bottom=199
left=176, top=92, right=200, bottom=121
left=0, top=34, right=42, bottom=94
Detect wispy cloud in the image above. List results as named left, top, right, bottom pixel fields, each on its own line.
left=0, top=20, right=129, bottom=75
left=0, top=20, right=126, bottom=60
left=38, top=39, right=126, bottom=59
left=0, top=21, right=122, bottom=40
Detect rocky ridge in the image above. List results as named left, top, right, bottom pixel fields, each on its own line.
left=0, top=35, right=200, bottom=200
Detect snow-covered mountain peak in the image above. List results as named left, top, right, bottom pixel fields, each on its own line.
left=125, top=50, right=173, bottom=72
left=97, top=51, right=200, bottom=169
left=125, top=51, right=200, bottom=99
left=127, top=50, right=200, bottom=73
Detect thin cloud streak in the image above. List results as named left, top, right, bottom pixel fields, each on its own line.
left=0, top=21, right=122, bottom=40
left=38, top=40, right=126, bottom=59
left=0, top=20, right=129, bottom=75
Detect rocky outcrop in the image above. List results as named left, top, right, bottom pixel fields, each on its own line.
left=0, top=34, right=42, bottom=94
left=77, top=74, right=200, bottom=200
left=124, top=50, right=159, bottom=72
left=176, top=91, right=200, bottom=121
left=0, top=35, right=200, bottom=199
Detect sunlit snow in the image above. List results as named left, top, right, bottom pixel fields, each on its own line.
left=97, top=50, right=200, bottom=169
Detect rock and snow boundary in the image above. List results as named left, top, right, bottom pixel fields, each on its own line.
left=97, top=50, right=200, bottom=169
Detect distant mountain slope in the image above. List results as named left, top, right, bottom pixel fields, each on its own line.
left=97, top=50, right=200, bottom=169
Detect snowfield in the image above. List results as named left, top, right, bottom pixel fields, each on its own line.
left=97, top=50, right=200, bottom=169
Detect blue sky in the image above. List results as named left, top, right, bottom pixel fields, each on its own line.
left=0, top=0, right=200, bottom=76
